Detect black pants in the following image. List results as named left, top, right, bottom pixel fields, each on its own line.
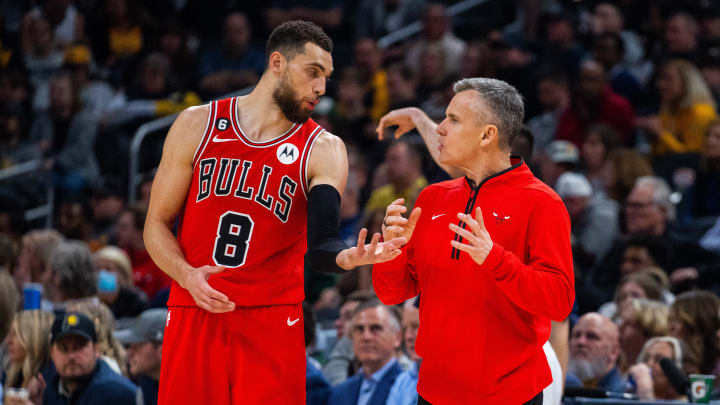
left=417, top=391, right=543, bottom=405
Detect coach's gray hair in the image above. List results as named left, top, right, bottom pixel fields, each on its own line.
left=635, top=176, right=676, bottom=221
left=49, top=240, right=97, bottom=300
left=453, top=78, right=525, bottom=150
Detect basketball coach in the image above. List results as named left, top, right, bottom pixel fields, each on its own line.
left=373, top=78, right=575, bottom=404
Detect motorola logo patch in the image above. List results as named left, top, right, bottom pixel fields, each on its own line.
left=276, top=143, right=299, bottom=164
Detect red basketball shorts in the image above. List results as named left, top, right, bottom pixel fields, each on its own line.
left=158, top=304, right=306, bottom=405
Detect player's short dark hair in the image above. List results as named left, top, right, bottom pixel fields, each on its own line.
left=265, top=21, right=333, bottom=66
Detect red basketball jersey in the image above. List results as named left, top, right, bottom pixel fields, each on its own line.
left=168, top=96, right=325, bottom=307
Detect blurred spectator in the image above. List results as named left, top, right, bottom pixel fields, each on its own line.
left=591, top=33, right=643, bottom=105
left=20, top=15, right=65, bottom=112
left=67, top=300, right=128, bottom=376
left=400, top=303, right=419, bottom=363
left=2, top=310, right=54, bottom=400
left=700, top=53, right=720, bottom=105
left=636, top=59, right=717, bottom=156
left=386, top=301, right=420, bottom=405
left=23, top=0, right=85, bottom=49
left=115, top=205, right=171, bottom=301
left=265, top=0, right=343, bottom=31
left=90, top=0, right=147, bottom=84
left=590, top=2, right=646, bottom=79
left=624, top=176, right=674, bottom=235
left=55, top=199, right=93, bottom=241
left=43, top=312, right=136, bottom=404
left=323, top=289, right=377, bottom=385
left=115, top=308, right=167, bottom=405
left=197, top=12, right=264, bottom=99
left=680, top=118, right=720, bottom=220
left=581, top=124, right=619, bottom=195
left=327, top=300, right=402, bottom=405
left=0, top=104, right=39, bottom=169
left=527, top=70, right=570, bottom=154
left=459, top=39, right=495, bottom=79
left=662, top=12, right=701, bottom=63
left=44, top=240, right=97, bottom=307
left=154, top=18, right=195, bottom=93
left=364, top=138, right=427, bottom=215
left=94, top=246, right=148, bottom=320
left=493, top=37, right=539, bottom=118
left=556, top=60, right=634, bottom=146
left=566, top=313, right=624, bottom=393
left=510, top=125, right=534, bottom=164
left=540, top=12, right=584, bottom=77
left=404, top=4, right=466, bottom=77
left=617, top=298, right=669, bottom=372
left=303, top=303, right=330, bottom=405
left=88, top=178, right=126, bottom=247
left=14, top=230, right=64, bottom=301
left=31, top=71, right=100, bottom=195
left=63, top=43, right=115, bottom=119
left=556, top=172, right=619, bottom=272
left=538, top=139, right=579, bottom=188
left=340, top=176, right=364, bottom=248
left=415, top=44, right=448, bottom=102
left=0, top=268, right=19, bottom=356
left=668, top=290, right=720, bottom=376
left=0, top=71, right=31, bottom=113
left=332, top=67, right=374, bottom=149
left=355, top=0, right=425, bottom=40
left=598, top=270, right=665, bottom=321
left=699, top=6, right=720, bottom=47
left=386, top=63, right=418, bottom=110
left=354, top=39, right=389, bottom=122
left=628, top=336, right=695, bottom=400
left=603, top=148, right=653, bottom=204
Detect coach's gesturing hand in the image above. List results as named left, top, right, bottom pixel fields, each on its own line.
left=382, top=198, right=422, bottom=244
left=181, top=265, right=236, bottom=313
left=449, top=207, right=494, bottom=265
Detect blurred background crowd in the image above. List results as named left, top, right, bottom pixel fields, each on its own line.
left=2, top=0, right=720, bottom=403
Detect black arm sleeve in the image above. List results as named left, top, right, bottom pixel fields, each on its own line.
left=305, top=184, right=349, bottom=274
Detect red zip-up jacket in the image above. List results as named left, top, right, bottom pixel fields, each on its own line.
left=373, top=158, right=574, bottom=404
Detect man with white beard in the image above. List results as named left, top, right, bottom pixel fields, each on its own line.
left=566, top=313, right=625, bottom=393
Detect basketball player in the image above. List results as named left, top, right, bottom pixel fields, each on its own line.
left=144, top=21, right=406, bottom=405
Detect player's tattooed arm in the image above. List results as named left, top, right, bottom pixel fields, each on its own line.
left=145, top=105, right=235, bottom=313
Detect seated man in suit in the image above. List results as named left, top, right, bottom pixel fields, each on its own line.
left=327, top=300, right=403, bottom=405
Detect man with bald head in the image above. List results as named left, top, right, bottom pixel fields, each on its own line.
left=556, top=59, right=634, bottom=146
left=567, top=313, right=625, bottom=393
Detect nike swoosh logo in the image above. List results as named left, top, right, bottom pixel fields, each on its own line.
left=432, top=214, right=446, bottom=220
left=212, top=136, right=238, bottom=143
left=287, top=317, right=300, bottom=326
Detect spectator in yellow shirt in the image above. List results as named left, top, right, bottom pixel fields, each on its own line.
left=636, top=59, right=717, bottom=155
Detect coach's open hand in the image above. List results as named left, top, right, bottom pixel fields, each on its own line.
left=382, top=198, right=422, bottom=243
left=181, top=265, right=236, bottom=313
left=449, top=207, right=494, bottom=265
left=375, top=108, right=420, bottom=140
left=336, top=228, right=407, bottom=270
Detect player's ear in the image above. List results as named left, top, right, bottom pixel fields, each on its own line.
left=268, top=51, right=286, bottom=76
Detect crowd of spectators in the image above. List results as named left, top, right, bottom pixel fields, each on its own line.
left=2, top=0, right=720, bottom=403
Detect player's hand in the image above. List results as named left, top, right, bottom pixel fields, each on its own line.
left=337, top=228, right=407, bottom=270
left=449, top=207, right=493, bottom=265
left=376, top=108, right=420, bottom=140
left=382, top=198, right=421, bottom=243
left=182, top=265, right=236, bottom=313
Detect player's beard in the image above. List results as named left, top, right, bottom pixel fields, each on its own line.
left=272, top=72, right=311, bottom=123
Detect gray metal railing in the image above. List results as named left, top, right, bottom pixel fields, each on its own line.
left=0, top=159, right=54, bottom=227
left=377, top=0, right=487, bottom=48
left=128, top=87, right=253, bottom=203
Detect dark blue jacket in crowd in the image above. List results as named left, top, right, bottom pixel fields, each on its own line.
left=307, top=359, right=330, bottom=405
left=43, top=360, right=136, bottom=405
left=137, top=375, right=158, bottom=405
left=566, top=367, right=626, bottom=394
left=327, top=361, right=402, bottom=405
